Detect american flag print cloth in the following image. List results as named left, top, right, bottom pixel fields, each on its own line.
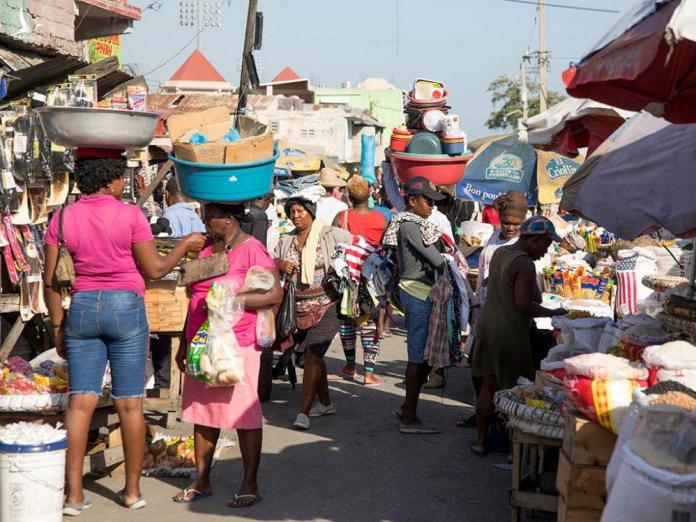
left=616, top=255, right=638, bottom=316
left=344, top=235, right=376, bottom=283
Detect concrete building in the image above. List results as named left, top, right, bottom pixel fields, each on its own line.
left=0, top=0, right=140, bottom=58
left=254, top=104, right=385, bottom=167
left=161, top=49, right=234, bottom=95
left=259, top=66, right=313, bottom=103
left=314, top=78, right=405, bottom=142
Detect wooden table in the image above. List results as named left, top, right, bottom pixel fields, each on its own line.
left=509, top=428, right=562, bottom=522
left=143, top=335, right=183, bottom=428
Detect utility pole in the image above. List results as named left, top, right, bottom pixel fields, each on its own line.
left=236, top=0, right=258, bottom=118
left=520, top=50, right=530, bottom=123
left=538, top=0, right=548, bottom=112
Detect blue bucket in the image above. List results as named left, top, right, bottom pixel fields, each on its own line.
left=169, top=149, right=279, bottom=202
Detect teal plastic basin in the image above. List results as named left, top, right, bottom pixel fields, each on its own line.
left=169, top=149, right=279, bottom=202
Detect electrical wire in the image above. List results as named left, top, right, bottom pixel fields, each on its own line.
left=501, top=0, right=620, bottom=13
left=144, top=28, right=205, bottom=77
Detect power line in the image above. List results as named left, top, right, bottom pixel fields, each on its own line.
left=144, top=28, right=205, bottom=77
left=501, top=0, right=620, bottom=13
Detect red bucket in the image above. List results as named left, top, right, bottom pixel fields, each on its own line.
left=388, top=149, right=473, bottom=186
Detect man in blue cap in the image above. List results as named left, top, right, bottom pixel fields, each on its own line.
left=469, top=216, right=567, bottom=456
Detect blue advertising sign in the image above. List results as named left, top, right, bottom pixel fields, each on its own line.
left=456, top=136, right=538, bottom=206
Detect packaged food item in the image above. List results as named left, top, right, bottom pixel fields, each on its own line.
left=111, top=96, right=129, bottom=110
left=127, top=85, right=147, bottom=112
left=68, top=74, right=98, bottom=107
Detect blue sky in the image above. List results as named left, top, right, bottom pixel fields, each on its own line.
left=123, top=0, right=633, bottom=139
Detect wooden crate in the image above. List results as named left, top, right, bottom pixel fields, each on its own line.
left=144, top=279, right=189, bottom=333
left=556, top=450, right=607, bottom=511
left=562, top=411, right=617, bottom=467
left=558, top=494, right=602, bottom=522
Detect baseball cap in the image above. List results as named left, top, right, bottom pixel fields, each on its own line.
left=520, top=216, right=562, bottom=242
left=403, top=176, right=446, bottom=201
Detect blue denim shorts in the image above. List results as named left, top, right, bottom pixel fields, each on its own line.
left=399, top=288, right=433, bottom=364
left=64, top=291, right=149, bottom=399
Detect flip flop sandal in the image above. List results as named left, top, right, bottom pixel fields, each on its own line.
left=118, top=490, right=147, bottom=510
left=338, top=363, right=357, bottom=379
left=172, top=488, right=213, bottom=504
left=470, top=445, right=488, bottom=457
left=364, top=378, right=383, bottom=387
left=227, top=493, right=262, bottom=508
left=63, top=494, right=93, bottom=516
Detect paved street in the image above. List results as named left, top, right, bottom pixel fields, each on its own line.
left=83, top=331, right=511, bottom=521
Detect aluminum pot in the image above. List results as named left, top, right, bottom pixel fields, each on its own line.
left=34, top=107, right=159, bottom=149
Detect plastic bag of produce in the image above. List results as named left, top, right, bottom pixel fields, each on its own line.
left=602, top=444, right=696, bottom=522
left=552, top=316, right=613, bottom=352
left=619, top=324, right=673, bottom=361
left=643, top=341, right=696, bottom=389
left=240, top=266, right=276, bottom=348
left=187, top=281, right=245, bottom=386
left=563, top=353, right=649, bottom=434
left=256, top=308, right=275, bottom=348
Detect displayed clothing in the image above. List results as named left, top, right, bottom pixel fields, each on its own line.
left=424, top=269, right=453, bottom=369
left=44, top=194, right=153, bottom=295
left=428, top=207, right=454, bottom=243
left=316, top=196, right=348, bottom=225
left=181, top=237, right=275, bottom=430
left=162, top=201, right=206, bottom=237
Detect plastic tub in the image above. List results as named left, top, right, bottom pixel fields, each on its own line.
left=388, top=149, right=473, bottom=185
left=169, top=149, right=279, bottom=202
left=443, top=138, right=465, bottom=156
left=0, top=438, right=67, bottom=522
left=406, top=132, right=443, bottom=155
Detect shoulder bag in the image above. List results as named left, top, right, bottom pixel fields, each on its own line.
left=178, top=229, right=242, bottom=287
left=276, top=273, right=297, bottom=339
left=54, top=207, right=75, bottom=288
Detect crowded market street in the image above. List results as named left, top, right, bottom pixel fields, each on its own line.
left=83, top=334, right=510, bottom=522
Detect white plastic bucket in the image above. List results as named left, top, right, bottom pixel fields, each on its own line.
left=0, top=439, right=67, bottom=522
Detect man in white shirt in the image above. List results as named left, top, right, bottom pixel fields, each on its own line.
left=315, top=167, right=348, bottom=224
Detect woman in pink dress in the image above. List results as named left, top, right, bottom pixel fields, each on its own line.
left=173, top=203, right=283, bottom=508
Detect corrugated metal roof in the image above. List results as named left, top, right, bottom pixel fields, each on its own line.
left=147, top=93, right=276, bottom=115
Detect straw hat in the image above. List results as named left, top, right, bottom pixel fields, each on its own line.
left=318, top=167, right=347, bottom=188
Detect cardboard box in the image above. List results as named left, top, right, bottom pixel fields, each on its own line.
left=173, top=141, right=225, bottom=164
left=224, top=132, right=274, bottom=164
left=562, top=411, right=617, bottom=467
left=167, top=106, right=231, bottom=142
left=145, top=280, right=189, bottom=333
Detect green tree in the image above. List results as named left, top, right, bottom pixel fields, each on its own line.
left=486, top=75, right=566, bottom=130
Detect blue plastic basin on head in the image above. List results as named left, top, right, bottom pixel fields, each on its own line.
left=169, top=149, right=279, bottom=203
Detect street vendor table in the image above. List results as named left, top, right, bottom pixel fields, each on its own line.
left=0, top=404, right=125, bottom=476
left=510, top=428, right=561, bottom=521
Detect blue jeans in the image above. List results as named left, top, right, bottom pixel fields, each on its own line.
left=399, top=288, right=432, bottom=364
left=64, top=291, right=148, bottom=399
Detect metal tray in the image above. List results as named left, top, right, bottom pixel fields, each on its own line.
left=34, top=106, right=160, bottom=149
